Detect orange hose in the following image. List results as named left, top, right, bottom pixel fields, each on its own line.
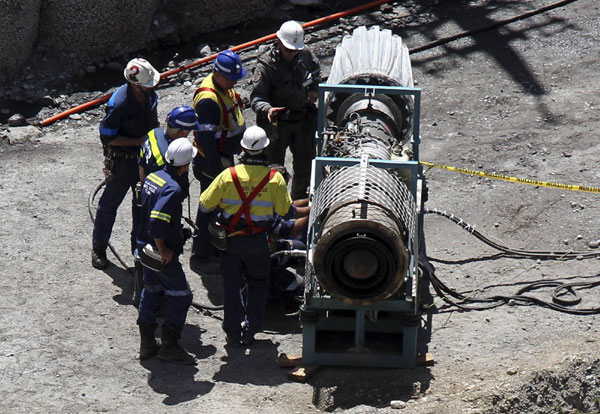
left=39, top=0, right=391, bottom=127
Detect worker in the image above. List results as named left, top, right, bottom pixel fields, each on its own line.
left=198, top=126, right=294, bottom=347
left=267, top=165, right=310, bottom=313
left=268, top=164, right=310, bottom=242
left=92, top=58, right=161, bottom=270
left=190, top=49, right=247, bottom=274
left=132, top=105, right=200, bottom=306
left=250, top=20, right=322, bottom=200
left=138, top=105, right=200, bottom=183
left=136, top=138, right=197, bottom=365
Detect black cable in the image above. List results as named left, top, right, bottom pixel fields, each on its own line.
left=88, top=179, right=134, bottom=272
left=425, top=208, right=600, bottom=260
left=423, top=208, right=600, bottom=315
left=191, top=301, right=224, bottom=312
left=89, top=179, right=226, bottom=312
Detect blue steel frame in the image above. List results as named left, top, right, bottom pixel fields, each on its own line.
left=302, top=83, right=424, bottom=368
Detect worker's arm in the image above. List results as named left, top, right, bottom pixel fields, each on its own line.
left=250, top=60, right=281, bottom=121
left=193, top=99, right=224, bottom=181
left=292, top=198, right=310, bottom=218
left=154, top=238, right=174, bottom=265
left=139, top=165, right=146, bottom=183
left=106, top=135, right=146, bottom=146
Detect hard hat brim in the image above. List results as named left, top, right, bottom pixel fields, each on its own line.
left=221, top=66, right=246, bottom=81
left=276, top=31, right=305, bottom=51
left=141, top=69, right=161, bottom=88
left=241, top=137, right=270, bottom=151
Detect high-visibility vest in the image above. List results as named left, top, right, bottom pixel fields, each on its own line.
left=193, top=74, right=245, bottom=152
left=226, top=166, right=276, bottom=237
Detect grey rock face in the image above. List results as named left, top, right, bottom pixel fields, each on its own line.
left=0, top=0, right=274, bottom=84
left=0, top=0, right=42, bottom=81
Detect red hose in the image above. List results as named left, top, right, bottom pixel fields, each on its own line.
left=38, top=0, right=391, bottom=127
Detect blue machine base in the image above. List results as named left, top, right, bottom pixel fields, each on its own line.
left=301, top=298, right=420, bottom=368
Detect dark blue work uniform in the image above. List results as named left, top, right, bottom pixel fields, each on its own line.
left=92, top=83, right=159, bottom=252
left=136, top=169, right=192, bottom=332
left=139, top=128, right=170, bottom=177
left=139, top=128, right=190, bottom=199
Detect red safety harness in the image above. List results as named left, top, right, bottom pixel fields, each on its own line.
left=225, top=166, right=276, bottom=237
left=195, top=87, right=243, bottom=153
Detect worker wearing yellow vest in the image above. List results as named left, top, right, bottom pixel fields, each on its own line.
left=190, top=50, right=247, bottom=274
left=198, top=126, right=294, bottom=347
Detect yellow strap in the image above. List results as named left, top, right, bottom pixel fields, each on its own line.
left=148, top=129, right=165, bottom=167
left=420, top=161, right=600, bottom=194
left=147, top=173, right=166, bottom=187
left=150, top=210, right=171, bottom=223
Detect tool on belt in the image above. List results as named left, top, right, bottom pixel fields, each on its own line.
left=139, top=244, right=163, bottom=271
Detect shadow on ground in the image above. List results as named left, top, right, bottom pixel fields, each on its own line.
left=140, top=324, right=217, bottom=405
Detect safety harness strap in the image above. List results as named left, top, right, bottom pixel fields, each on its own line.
left=226, top=166, right=276, bottom=235
left=195, top=86, right=238, bottom=153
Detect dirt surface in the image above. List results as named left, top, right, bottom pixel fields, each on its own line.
left=2, top=1, right=600, bottom=413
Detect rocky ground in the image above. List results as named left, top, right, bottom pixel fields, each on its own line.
left=1, top=0, right=600, bottom=413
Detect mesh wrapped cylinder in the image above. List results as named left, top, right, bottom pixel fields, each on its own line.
left=310, top=164, right=417, bottom=305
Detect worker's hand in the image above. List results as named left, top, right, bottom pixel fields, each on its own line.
left=267, top=107, right=286, bottom=124
left=240, top=96, right=250, bottom=109
left=160, top=248, right=174, bottom=265
left=307, top=90, right=318, bottom=104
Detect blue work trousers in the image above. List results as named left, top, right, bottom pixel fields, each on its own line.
left=137, top=257, right=192, bottom=332
left=221, top=233, right=271, bottom=341
left=92, top=158, right=140, bottom=250
left=191, top=192, right=216, bottom=259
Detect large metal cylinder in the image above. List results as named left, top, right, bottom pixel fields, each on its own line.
left=310, top=164, right=417, bottom=305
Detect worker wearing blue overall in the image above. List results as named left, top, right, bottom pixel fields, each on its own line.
left=92, top=58, right=160, bottom=270
left=132, top=106, right=200, bottom=306
left=198, top=126, right=294, bottom=347
left=136, top=138, right=197, bottom=365
left=190, top=50, right=247, bottom=274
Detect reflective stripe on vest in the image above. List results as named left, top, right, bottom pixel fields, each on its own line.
left=147, top=129, right=165, bottom=167
left=193, top=74, right=244, bottom=152
left=226, top=166, right=277, bottom=236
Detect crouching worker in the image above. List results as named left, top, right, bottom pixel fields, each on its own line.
left=136, top=138, right=197, bottom=365
left=198, top=126, right=294, bottom=347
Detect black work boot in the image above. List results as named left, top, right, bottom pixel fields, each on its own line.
left=139, top=324, right=159, bottom=360
left=157, top=326, right=196, bottom=365
left=91, top=248, right=108, bottom=270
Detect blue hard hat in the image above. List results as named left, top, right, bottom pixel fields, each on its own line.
left=166, top=106, right=201, bottom=130
left=214, top=50, right=246, bottom=81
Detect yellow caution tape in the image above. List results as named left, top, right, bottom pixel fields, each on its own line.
left=419, top=161, right=600, bottom=194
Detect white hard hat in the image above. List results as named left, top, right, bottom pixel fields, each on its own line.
left=165, top=138, right=197, bottom=166
left=124, top=58, right=161, bottom=88
left=241, top=126, right=270, bottom=154
left=276, top=21, right=305, bottom=51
